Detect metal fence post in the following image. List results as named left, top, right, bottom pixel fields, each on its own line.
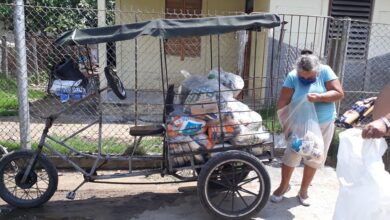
left=32, top=37, right=39, bottom=82
left=335, top=18, right=351, bottom=114
left=1, top=35, right=8, bottom=77
left=13, top=0, right=31, bottom=149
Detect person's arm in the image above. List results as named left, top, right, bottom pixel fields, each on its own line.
left=307, top=79, right=344, bottom=102
left=277, top=87, right=294, bottom=110
left=362, top=113, right=390, bottom=139
left=277, top=87, right=294, bottom=137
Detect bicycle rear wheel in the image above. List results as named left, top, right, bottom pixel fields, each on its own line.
left=197, top=151, right=270, bottom=219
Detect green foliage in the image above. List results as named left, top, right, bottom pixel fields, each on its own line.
left=328, top=127, right=342, bottom=160
left=0, top=0, right=116, bottom=35
left=259, top=107, right=282, bottom=133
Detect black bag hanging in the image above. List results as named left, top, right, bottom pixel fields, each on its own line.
left=53, top=57, right=88, bottom=87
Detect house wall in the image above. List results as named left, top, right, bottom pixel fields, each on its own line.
left=115, top=0, right=251, bottom=91
left=368, top=0, right=390, bottom=58
left=372, top=0, right=390, bottom=24
left=268, top=0, right=330, bottom=56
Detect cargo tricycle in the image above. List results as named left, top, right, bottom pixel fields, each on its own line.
left=0, top=13, right=284, bottom=219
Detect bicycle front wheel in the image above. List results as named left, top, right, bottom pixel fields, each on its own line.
left=0, top=150, right=58, bottom=208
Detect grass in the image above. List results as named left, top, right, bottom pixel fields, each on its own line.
left=0, top=136, right=164, bottom=156
left=0, top=74, right=47, bottom=116
left=327, top=127, right=343, bottom=162
left=259, top=108, right=282, bottom=133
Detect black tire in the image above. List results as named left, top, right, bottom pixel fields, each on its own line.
left=197, top=151, right=270, bottom=220
left=104, top=67, right=126, bottom=100
left=0, top=150, right=58, bottom=208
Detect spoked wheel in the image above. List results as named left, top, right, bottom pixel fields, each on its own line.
left=197, top=151, right=270, bottom=220
left=0, top=150, right=58, bottom=208
left=104, top=66, right=126, bottom=100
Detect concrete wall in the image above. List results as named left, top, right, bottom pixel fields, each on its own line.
left=115, top=0, right=252, bottom=91
left=268, top=0, right=329, bottom=56
left=368, top=0, right=390, bottom=58
left=372, top=0, right=390, bottom=24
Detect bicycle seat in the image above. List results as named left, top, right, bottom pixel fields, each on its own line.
left=129, top=125, right=165, bottom=136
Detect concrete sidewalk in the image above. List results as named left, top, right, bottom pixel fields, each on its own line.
left=130, top=164, right=339, bottom=220
left=0, top=161, right=340, bottom=220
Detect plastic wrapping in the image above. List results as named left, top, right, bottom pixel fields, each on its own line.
left=169, top=68, right=269, bottom=155
left=333, top=128, right=390, bottom=220
left=168, top=138, right=205, bottom=167
left=278, top=98, right=324, bottom=164
left=230, top=125, right=270, bottom=146
left=208, top=68, right=244, bottom=97
left=192, top=133, right=214, bottom=150
left=224, top=100, right=263, bottom=131
left=179, top=70, right=208, bottom=104
left=166, top=116, right=206, bottom=138
left=50, top=79, right=86, bottom=103
left=208, top=124, right=241, bottom=144
left=335, top=97, right=376, bottom=128
left=183, top=79, right=233, bottom=117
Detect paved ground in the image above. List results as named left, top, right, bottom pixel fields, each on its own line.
left=0, top=160, right=339, bottom=220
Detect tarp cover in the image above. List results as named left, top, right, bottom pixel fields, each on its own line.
left=55, top=13, right=280, bottom=46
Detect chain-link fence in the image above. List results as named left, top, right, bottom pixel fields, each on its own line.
left=271, top=14, right=390, bottom=114
left=1, top=3, right=277, bottom=157
left=270, top=14, right=390, bottom=169
left=1, top=4, right=390, bottom=161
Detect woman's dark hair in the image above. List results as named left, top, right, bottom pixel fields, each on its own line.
left=300, top=49, right=313, bottom=55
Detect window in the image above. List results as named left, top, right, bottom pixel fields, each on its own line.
left=165, top=0, right=202, bottom=60
left=328, top=0, right=373, bottom=60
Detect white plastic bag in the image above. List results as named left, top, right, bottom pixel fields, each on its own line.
left=179, top=70, right=208, bottom=104
left=333, top=128, right=390, bottom=220
left=49, top=79, right=82, bottom=94
left=278, top=98, right=324, bottom=163
left=208, top=68, right=244, bottom=97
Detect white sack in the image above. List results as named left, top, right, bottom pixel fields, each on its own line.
left=333, top=128, right=390, bottom=220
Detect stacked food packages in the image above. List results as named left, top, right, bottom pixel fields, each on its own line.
left=167, top=69, right=270, bottom=166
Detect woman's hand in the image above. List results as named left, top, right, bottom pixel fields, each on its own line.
left=307, top=93, right=322, bottom=102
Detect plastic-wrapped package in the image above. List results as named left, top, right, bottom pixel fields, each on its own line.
left=230, top=125, right=270, bottom=146
left=278, top=98, right=324, bottom=164
left=166, top=116, right=206, bottom=137
left=208, top=68, right=244, bottom=97
left=223, top=100, right=263, bottom=130
left=179, top=70, right=208, bottom=104
left=183, top=79, right=234, bottom=118
left=192, top=133, right=214, bottom=150
left=208, top=124, right=241, bottom=143
left=168, top=139, right=205, bottom=167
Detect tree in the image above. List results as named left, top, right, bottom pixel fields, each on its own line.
left=0, top=0, right=116, bottom=36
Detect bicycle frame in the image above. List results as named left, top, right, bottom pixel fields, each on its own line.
left=23, top=87, right=167, bottom=183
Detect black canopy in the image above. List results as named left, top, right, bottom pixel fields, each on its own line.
left=55, top=13, right=280, bottom=46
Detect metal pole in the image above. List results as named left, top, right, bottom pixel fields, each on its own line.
left=1, top=35, right=8, bottom=77
left=336, top=18, right=351, bottom=114
left=32, top=37, right=39, bottom=83
left=98, top=0, right=107, bottom=80
left=13, top=0, right=31, bottom=149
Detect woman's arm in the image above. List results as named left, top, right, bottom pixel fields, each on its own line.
left=277, top=87, right=294, bottom=137
left=277, top=87, right=294, bottom=110
left=307, top=79, right=344, bottom=102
